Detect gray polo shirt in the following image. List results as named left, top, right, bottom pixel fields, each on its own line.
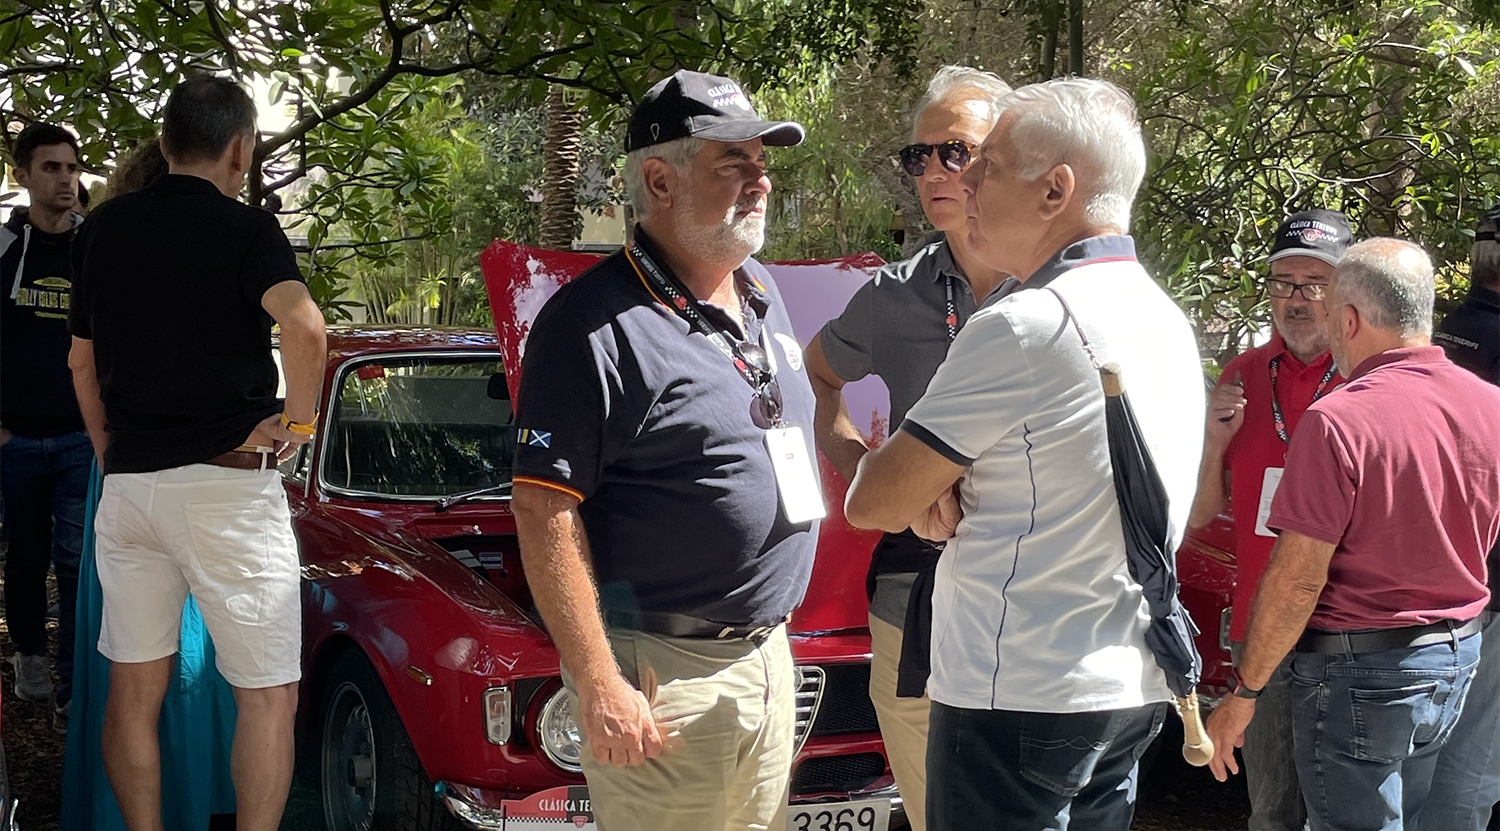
left=818, top=238, right=1012, bottom=626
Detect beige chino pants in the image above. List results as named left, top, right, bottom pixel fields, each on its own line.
left=868, top=614, right=930, bottom=831
left=565, top=625, right=796, bottom=831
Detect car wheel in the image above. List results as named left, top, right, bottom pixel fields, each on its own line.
left=320, top=649, right=455, bottom=831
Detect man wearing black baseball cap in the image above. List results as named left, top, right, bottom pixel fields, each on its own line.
left=1189, top=208, right=1352, bottom=831
left=511, top=70, right=820, bottom=831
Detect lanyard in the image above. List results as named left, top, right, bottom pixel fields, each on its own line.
left=625, top=242, right=771, bottom=391
left=943, top=274, right=958, bottom=342
left=1269, top=355, right=1337, bottom=445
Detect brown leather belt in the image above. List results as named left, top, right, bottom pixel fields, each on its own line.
left=205, top=446, right=275, bottom=471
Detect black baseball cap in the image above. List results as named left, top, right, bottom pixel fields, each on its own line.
left=1478, top=205, right=1500, bottom=242
left=1268, top=209, right=1353, bottom=267
left=625, top=70, right=805, bottom=153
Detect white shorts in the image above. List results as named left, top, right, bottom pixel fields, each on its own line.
left=94, top=464, right=302, bottom=688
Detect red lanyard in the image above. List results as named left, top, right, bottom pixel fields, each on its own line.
left=1269, top=355, right=1337, bottom=445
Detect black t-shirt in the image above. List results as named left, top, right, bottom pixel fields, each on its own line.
left=511, top=230, right=819, bottom=628
left=1, top=209, right=85, bottom=437
left=1435, top=284, right=1500, bottom=386
left=69, top=174, right=305, bottom=473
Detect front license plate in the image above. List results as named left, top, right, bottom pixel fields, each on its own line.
left=787, top=797, right=891, bottom=831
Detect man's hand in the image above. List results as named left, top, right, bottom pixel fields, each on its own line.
left=1204, top=695, right=1253, bottom=782
left=0, top=427, right=10, bottom=447
left=576, top=673, right=665, bottom=766
left=910, top=486, right=962, bottom=542
left=1205, top=377, right=1246, bottom=449
left=253, top=412, right=311, bottom=461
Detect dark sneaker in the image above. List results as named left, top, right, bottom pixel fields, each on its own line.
left=11, top=653, right=54, bottom=702
left=53, top=699, right=70, bottom=734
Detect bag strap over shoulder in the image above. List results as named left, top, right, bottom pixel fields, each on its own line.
left=1042, top=286, right=1125, bottom=397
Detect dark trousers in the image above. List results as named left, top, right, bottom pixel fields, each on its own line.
left=927, top=700, right=1168, bottom=831
left=0, top=431, right=90, bottom=705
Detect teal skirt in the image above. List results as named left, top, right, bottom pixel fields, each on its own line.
left=60, top=464, right=238, bottom=829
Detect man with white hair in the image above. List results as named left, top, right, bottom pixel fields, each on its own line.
left=805, top=64, right=1012, bottom=831
left=510, top=70, right=819, bottom=831
left=1206, top=238, right=1500, bottom=831
left=844, top=78, right=1206, bottom=830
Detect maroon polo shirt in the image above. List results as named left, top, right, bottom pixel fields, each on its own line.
left=1268, top=346, right=1500, bottom=631
left=1218, top=333, right=1343, bottom=640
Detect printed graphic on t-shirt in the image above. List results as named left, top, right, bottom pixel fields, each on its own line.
left=13, top=274, right=71, bottom=319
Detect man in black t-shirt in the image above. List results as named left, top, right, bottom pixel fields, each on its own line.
left=0, top=123, right=90, bottom=728
left=511, top=70, right=816, bottom=831
left=68, top=76, right=326, bottom=831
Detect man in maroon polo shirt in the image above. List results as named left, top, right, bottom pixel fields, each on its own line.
left=1189, top=209, right=1351, bottom=831
left=1205, top=238, right=1500, bottom=831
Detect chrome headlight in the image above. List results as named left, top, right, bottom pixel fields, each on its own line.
left=537, top=688, right=584, bottom=772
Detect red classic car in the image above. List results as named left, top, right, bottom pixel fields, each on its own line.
left=284, top=324, right=899, bottom=831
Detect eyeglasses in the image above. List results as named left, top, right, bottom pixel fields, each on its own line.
left=897, top=141, right=976, bottom=177
left=735, top=341, right=783, bottom=425
left=1266, top=279, right=1328, bottom=302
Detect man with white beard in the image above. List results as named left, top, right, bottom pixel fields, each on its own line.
left=510, top=70, right=820, bottom=831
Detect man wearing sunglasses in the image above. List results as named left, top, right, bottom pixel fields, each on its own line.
left=1187, top=208, right=1351, bottom=831
left=846, top=78, right=1206, bottom=831
left=804, top=64, right=1011, bottom=831
left=509, top=70, right=820, bottom=831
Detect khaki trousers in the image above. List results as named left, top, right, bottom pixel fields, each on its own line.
left=869, top=614, right=930, bottom=831
left=566, top=625, right=795, bottom=831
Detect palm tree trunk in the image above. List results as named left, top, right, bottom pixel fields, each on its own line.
left=538, top=85, right=585, bottom=250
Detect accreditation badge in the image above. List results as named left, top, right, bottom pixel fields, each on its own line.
left=1254, top=467, right=1283, bottom=537
left=765, top=426, right=826, bottom=524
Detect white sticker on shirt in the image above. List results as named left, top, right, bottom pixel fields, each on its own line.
left=774, top=332, right=804, bottom=372
left=1255, top=467, right=1284, bottom=537
left=765, top=426, right=826, bottom=524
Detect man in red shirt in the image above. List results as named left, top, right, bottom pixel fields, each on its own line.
left=1205, top=238, right=1500, bottom=831
left=1189, top=209, right=1351, bottom=831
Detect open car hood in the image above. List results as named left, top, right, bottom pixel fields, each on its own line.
left=481, top=240, right=889, bottom=635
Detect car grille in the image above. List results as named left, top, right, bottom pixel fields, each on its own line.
left=793, top=666, right=826, bottom=754
left=791, top=753, right=887, bottom=795
left=809, top=662, right=880, bottom=736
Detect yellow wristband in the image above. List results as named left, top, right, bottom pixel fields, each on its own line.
left=281, top=412, right=318, bottom=436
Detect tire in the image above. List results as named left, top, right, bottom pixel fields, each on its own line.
left=320, top=649, right=456, bottom=831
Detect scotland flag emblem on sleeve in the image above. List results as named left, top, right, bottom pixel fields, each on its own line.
left=518, top=429, right=552, bottom=449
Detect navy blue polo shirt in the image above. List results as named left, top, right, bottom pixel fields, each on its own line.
left=512, top=229, right=819, bottom=628
left=1435, top=284, right=1500, bottom=385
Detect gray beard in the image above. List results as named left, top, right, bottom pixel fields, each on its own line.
left=676, top=191, right=765, bottom=267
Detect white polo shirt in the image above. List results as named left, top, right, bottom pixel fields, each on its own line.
left=902, top=235, right=1205, bottom=713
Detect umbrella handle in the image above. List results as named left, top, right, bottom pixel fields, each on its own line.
left=1175, top=691, right=1215, bottom=767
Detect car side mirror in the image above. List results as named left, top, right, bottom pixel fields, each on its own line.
left=487, top=372, right=510, bottom=401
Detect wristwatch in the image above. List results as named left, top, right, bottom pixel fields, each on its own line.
left=1232, top=680, right=1264, bottom=700
left=281, top=412, right=318, bottom=437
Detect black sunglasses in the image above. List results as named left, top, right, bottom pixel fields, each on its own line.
left=735, top=341, right=784, bottom=425
left=898, top=141, right=976, bottom=177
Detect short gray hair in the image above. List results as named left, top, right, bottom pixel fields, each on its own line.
left=1333, top=238, right=1435, bottom=338
left=1473, top=215, right=1499, bottom=290
left=622, top=136, right=706, bottom=220
left=911, top=66, right=1013, bottom=139
left=998, top=78, right=1146, bottom=231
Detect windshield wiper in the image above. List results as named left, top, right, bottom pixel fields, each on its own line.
left=435, top=482, right=514, bottom=512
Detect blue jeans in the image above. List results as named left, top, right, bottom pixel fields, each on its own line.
left=1423, top=614, right=1500, bottom=831
left=927, top=701, right=1168, bottom=831
left=0, top=431, right=91, bottom=705
left=1233, top=643, right=1309, bottom=831
left=1290, top=630, right=1481, bottom=831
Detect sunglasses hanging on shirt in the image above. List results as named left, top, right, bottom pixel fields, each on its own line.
left=897, top=141, right=976, bottom=177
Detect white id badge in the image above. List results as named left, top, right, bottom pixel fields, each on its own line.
left=1254, top=467, right=1284, bottom=537
left=765, top=426, right=826, bottom=524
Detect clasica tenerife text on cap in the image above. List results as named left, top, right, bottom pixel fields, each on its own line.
left=625, top=69, right=806, bottom=153
left=1269, top=208, right=1354, bottom=266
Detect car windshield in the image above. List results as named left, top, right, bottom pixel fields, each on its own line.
left=322, top=356, right=513, bottom=498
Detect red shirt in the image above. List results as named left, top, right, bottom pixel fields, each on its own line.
left=1269, top=347, right=1500, bottom=631
left=1218, top=334, right=1343, bottom=639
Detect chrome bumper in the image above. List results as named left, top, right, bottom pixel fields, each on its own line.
left=436, top=781, right=904, bottom=830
